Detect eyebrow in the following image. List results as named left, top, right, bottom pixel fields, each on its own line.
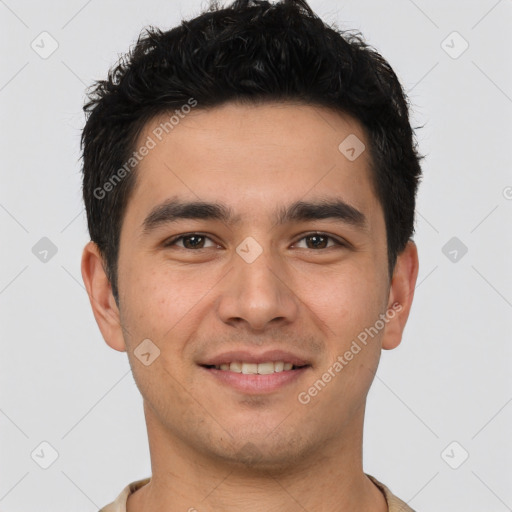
left=141, top=198, right=237, bottom=236
left=274, top=199, right=366, bottom=229
left=141, top=196, right=367, bottom=235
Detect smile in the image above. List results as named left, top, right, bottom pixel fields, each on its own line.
left=200, top=363, right=311, bottom=394
left=205, top=361, right=307, bottom=374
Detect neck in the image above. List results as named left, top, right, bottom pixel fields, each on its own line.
left=127, top=401, right=387, bottom=512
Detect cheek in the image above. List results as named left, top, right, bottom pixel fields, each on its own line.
left=305, top=270, right=385, bottom=408
left=308, top=266, right=383, bottom=334
left=119, top=260, right=219, bottom=351
left=119, top=264, right=204, bottom=399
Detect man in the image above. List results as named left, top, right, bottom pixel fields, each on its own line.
left=80, top=0, right=421, bottom=510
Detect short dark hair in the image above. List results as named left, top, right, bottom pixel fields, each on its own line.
left=81, top=0, right=422, bottom=304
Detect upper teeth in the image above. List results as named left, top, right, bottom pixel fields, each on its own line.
left=216, top=362, right=294, bottom=374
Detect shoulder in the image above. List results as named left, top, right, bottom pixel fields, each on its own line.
left=98, top=477, right=151, bottom=512
left=366, top=474, right=417, bottom=512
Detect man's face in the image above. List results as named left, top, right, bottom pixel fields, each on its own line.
left=115, top=102, right=392, bottom=468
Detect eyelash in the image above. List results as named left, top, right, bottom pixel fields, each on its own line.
left=164, top=232, right=348, bottom=250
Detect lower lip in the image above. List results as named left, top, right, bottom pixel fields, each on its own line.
left=200, top=366, right=310, bottom=394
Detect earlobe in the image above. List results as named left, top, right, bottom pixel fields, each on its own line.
left=381, top=240, right=419, bottom=350
left=81, top=241, right=127, bottom=352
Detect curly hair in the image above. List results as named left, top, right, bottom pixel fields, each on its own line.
left=81, top=0, right=422, bottom=304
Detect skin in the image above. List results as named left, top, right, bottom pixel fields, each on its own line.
left=82, top=102, right=419, bottom=512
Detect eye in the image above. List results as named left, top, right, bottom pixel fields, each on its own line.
left=293, top=233, right=346, bottom=250
left=164, top=233, right=217, bottom=250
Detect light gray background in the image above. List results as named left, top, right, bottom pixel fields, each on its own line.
left=1, top=0, right=511, bottom=510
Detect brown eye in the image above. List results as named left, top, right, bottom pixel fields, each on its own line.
left=305, top=234, right=329, bottom=249
left=181, top=235, right=206, bottom=249
left=294, top=233, right=345, bottom=250
left=165, top=234, right=216, bottom=249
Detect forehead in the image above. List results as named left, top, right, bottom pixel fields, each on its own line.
left=123, top=102, right=380, bottom=229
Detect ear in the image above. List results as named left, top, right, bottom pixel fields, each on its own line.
left=81, top=241, right=127, bottom=352
left=381, top=240, right=419, bottom=350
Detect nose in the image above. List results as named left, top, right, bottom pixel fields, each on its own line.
left=216, top=246, right=299, bottom=332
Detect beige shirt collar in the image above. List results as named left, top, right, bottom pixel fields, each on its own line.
left=99, top=474, right=415, bottom=512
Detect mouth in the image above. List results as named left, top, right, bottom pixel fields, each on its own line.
left=198, top=349, right=313, bottom=394
left=201, top=361, right=310, bottom=374
left=199, top=361, right=311, bottom=396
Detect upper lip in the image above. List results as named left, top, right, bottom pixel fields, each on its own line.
left=199, top=349, right=311, bottom=367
